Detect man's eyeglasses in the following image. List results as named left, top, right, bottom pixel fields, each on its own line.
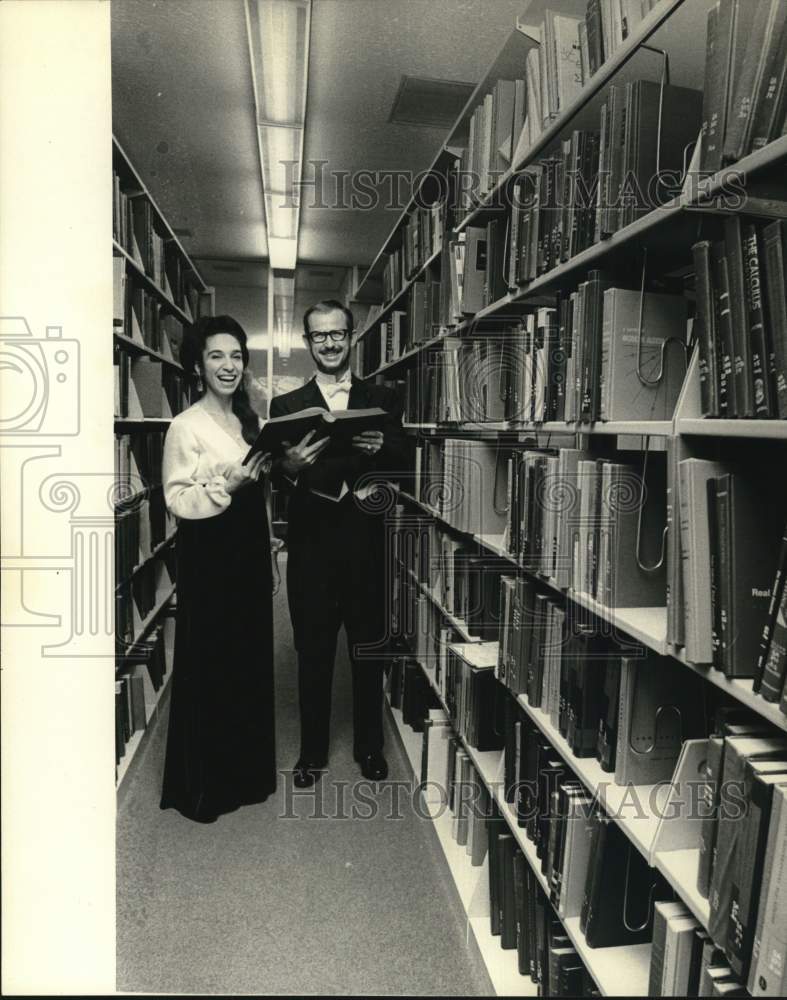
left=308, top=329, right=350, bottom=344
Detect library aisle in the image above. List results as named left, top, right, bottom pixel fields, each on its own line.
left=116, top=555, right=490, bottom=996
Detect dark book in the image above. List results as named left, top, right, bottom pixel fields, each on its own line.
left=582, top=817, right=666, bottom=947
left=526, top=865, right=538, bottom=981
left=585, top=0, right=604, bottom=77
left=692, top=241, right=721, bottom=417
left=760, top=574, right=787, bottom=703
left=487, top=811, right=507, bottom=936
left=707, top=477, right=723, bottom=669
left=753, top=517, right=787, bottom=690
left=725, top=764, right=787, bottom=980
left=741, top=222, right=773, bottom=417
left=723, top=0, right=777, bottom=163
left=243, top=406, right=387, bottom=463
left=724, top=216, right=754, bottom=416
left=745, top=0, right=787, bottom=153
left=708, top=735, right=787, bottom=947
left=713, top=471, right=785, bottom=678
left=512, top=847, right=530, bottom=976
left=499, top=833, right=518, bottom=949
left=689, top=929, right=712, bottom=997
left=579, top=270, right=612, bottom=422
left=701, top=0, right=738, bottom=174
left=711, top=241, right=737, bottom=416
left=762, top=219, right=787, bottom=418
left=596, top=659, right=620, bottom=773
left=698, top=735, right=725, bottom=900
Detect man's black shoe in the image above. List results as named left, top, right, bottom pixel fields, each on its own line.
left=355, top=751, right=388, bottom=781
left=293, top=759, right=324, bottom=788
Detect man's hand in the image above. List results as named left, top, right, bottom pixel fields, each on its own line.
left=281, top=429, right=331, bottom=476
left=352, top=430, right=383, bottom=456
left=225, top=451, right=269, bottom=494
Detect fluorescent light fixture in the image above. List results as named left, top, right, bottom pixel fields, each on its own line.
left=245, top=0, right=311, bottom=272
left=273, top=273, right=296, bottom=359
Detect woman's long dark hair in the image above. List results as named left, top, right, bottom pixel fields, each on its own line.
left=180, top=315, right=259, bottom=446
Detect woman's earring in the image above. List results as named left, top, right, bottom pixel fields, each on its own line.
left=196, top=370, right=204, bottom=393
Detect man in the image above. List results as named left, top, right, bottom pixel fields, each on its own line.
left=271, top=299, right=409, bottom=789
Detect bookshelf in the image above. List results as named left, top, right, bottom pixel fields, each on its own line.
left=112, top=135, right=212, bottom=789
left=360, top=0, right=787, bottom=995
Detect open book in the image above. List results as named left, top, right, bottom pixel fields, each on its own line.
left=243, top=406, right=387, bottom=464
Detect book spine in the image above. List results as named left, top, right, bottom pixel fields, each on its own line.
left=697, top=735, right=724, bottom=899
left=760, top=584, right=787, bottom=702
left=746, top=4, right=787, bottom=152
left=742, top=222, right=774, bottom=417
left=708, top=478, right=723, bottom=669
left=748, top=786, right=787, bottom=996
left=692, top=242, right=720, bottom=417
left=725, top=218, right=754, bottom=417
left=715, top=476, right=733, bottom=676
left=712, top=245, right=737, bottom=417
left=763, top=221, right=787, bottom=418
left=755, top=524, right=787, bottom=692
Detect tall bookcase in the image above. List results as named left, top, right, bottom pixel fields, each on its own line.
left=112, top=136, right=213, bottom=790
left=350, top=0, right=787, bottom=995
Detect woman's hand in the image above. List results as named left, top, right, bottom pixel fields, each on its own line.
left=281, top=429, right=331, bottom=476
left=224, top=451, right=269, bottom=494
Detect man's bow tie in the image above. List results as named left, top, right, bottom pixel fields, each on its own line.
left=318, top=373, right=352, bottom=398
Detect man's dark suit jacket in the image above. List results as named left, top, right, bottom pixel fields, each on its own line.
left=270, top=374, right=411, bottom=650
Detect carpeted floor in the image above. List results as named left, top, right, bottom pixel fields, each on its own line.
left=116, top=556, right=492, bottom=995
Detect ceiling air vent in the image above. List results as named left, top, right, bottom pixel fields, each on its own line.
left=388, top=75, right=475, bottom=129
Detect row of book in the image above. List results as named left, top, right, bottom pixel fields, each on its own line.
left=502, top=694, right=672, bottom=949
left=489, top=811, right=598, bottom=994
left=399, top=629, right=787, bottom=991
left=112, top=170, right=205, bottom=315
left=650, top=901, right=748, bottom=998
left=498, top=579, right=708, bottom=783
left=678, top=457, right=787, bottom=683
left=696, top=713, right=787, bottom=994
left=115, top=619, right=174, bottom=769
left=114, top=348, right=193, bottom=420
left=115, top=553, right=174, bottom=655
left=699, top=0, right=787, bottom=175
left=381, top=202, right=445, bottom=303
left=387, top=655, right=441, bottom=731
left=113, top=257, right=185, bottom=357
left=507, top=445, right=667, bottom=608
left=355, top=272, right=443, bottom=378
left=459, top=77, right=527, bottom=209
left=401, top=678, right=601, bottom=993
left=509, top=133, right=599, bottom=281
left=112, top=173, right=167, bottom=289
left=418, top=704, right=597, bottom=993
left=513, top=2, right=664, bottom=163
left=397, top=515, right=504, bottom=641
left=411, top=436, right=787, bottom=692
left=115, top=494, right=172, bottom=585
left=693, top=220, right=787, bottom=420
left=114, top=431, right=165, bottom=497
left=402, top=282, right=687, bottom=427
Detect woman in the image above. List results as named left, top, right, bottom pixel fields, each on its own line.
left=159, top=315, right=278, bottom=823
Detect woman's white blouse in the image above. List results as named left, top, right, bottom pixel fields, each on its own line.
left=162, top=405, right=259, bottom=520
